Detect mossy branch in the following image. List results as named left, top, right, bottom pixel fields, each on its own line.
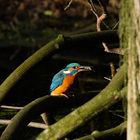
left=0, top=30, right=118, bottom=105
left=0, top=93, right=98, bottom=140
left=0, top=64, right=126, bottom=140
left=91, top=121, right=126, bottom=139
left=37, top=64, right=126, bottom=140
left=0, top=34, right=64, bottom=105
left=1, top=64, right=126, bottom=140
left=0, top=95, right=68, bottom=140
left=74, top=121, right=126, bottom=140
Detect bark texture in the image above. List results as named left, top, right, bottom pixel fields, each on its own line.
left=120, top=0, right=140, bottom=140
left=36, top=64, right=126, bottom=140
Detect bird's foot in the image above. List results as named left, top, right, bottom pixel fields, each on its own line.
left=51, top=93, right=69, bottom=98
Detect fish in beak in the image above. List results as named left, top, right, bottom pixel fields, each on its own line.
left=78, top=66, right=93, bottom=72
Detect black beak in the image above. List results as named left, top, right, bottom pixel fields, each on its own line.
left=78, top=66, right=93, bottom=72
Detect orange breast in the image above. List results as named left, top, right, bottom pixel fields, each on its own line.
left=51, top=75, right=76, bottom=95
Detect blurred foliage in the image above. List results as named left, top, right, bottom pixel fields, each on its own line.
left=0, top=0, right=95, bottom=48
left=0, top=0, right=120, bottom=47
left=0, top=0, right=91, bottom=23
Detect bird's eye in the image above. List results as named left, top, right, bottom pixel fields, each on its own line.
left=74, top=66, right=78, bottom=69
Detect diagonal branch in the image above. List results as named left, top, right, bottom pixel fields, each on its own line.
left=37, top=64, right=126, bottom=140
left=0, top=31, right=118, bottom=106
left=0, top=34, right=64, bottom=105
left=0, top=64, right=126, bottom=140
left=74, top=121, right=126, bottom=140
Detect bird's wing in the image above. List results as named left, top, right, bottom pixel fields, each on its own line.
left=50, top=69, right=65, bottom=92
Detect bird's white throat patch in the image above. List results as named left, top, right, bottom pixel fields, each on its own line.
left=63, top=70, right=71, bottom=74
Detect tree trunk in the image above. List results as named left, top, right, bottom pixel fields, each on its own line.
left=120, top=0, right=140, bottom=140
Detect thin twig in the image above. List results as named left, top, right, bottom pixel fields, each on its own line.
left=89, top=0, right=97, bottom=12
left=97, top=0, right=109, bottom=14
left=97, top=0, right=105, bottom=13
left=104, top=77, right=111, bottom=81
left=90, top=8, right=98, bottom=19
left=88, top=0, right=123, bottom=54
left=110, top=62, right=116, bottom=77
left=88, top=0, right=109, bottom=52
left=1, top=105, right=23, bottom=110
left=0, top=119, right=47, bottom=129
left=97, top=13, right=107, bottom=31
left=64, top=0, right=73, bottom=11
left=109, top=110, right=125, bottom=119
left=97, top=14, right=110, bottom=52
left=112, top=21, right=119, bottom=30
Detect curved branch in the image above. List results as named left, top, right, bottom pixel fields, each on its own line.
left=0, top=34, right=64, bottom=105
left=0, top=92, right=97, bottom=140
left=37, top=86, right=127, bottom=140
left=91, top=121, right=126, bottom=139
left=0, top=95, right=68, bottom=140
left=35, top=64, right=126, bottom=140
left=0, top=64, right=126, bottom=140
left=0, top=30, right=118, bottom=105
left=74, top=121, right=126, bottom=140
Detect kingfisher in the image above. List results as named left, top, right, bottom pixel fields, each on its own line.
left=41, top=63, right=92, bottom=125
left=50, top=63, right=92, bottom=97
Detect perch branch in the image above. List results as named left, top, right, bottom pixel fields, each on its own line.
left=0, top=64, right=126, bottom=140
left=0, top=30, right=118, bottom=106
left=37, top=87, right=127, bottom=140
left=36, top=64, right=126, bottom=140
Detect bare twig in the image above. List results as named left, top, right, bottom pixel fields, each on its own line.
left=96, top=14, right=110, bottom=52
left=112, top=21, right=119, bottom=30
left=109, top=110, right=125, bottom=119
left=104, top=77, right=111, bottom=81
left=0, top=119, right=47, bottom=129
left=1, top=105, right=23, bottom=110
left=64, top=0, right=73, bottom=11
left=110, top=62, right=116, bottom=77
left=89, top=0, right=109, bottom=52
left=97, top=14, right=107, bottom=31
left=97, top=0, right=106, bottom=13
left=89, top=0, right=98, bottom=18
left=88, top=0, right=123, bottom=55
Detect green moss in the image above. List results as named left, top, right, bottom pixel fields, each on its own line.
left=119, top=0, right=134, bottom=48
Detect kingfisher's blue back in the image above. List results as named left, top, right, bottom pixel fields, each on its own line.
left=50, top=69, right=65, bottom=92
